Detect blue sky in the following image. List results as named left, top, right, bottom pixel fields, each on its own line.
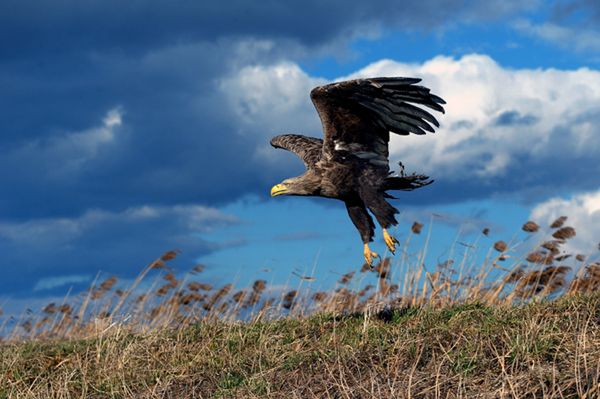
left=1, top=0, right=600, bottom=310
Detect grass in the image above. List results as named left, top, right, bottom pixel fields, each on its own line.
left=0, top=215, right=599, bottom=398
left=1, top=295, right=598, bottom=398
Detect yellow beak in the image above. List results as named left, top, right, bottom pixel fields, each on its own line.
left=270, top=183, right=287, bottom=197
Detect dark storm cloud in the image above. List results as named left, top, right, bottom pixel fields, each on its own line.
left=0, top=0, right=537, bottom=220
left=0, top=40, right=265, bottom=218
left=0, top=0, right=535, bottom=59
left=0, top=205, right=241, bottom=296
left=0, top=0, right=542, bottom=296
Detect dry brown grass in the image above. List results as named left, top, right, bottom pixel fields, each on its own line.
left=0, top=216, right=598, bottom=398
left=1, top=295, right=598, bottom=398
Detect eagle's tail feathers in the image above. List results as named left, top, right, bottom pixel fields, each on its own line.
left=383, top=174, right=433, bottom=192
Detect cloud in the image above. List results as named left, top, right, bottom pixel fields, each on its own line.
left=493, top=110, right=538, bottom=126
left=33, top=274, right=92, bottom=292
left=0, top=0, right=536, bottom=59
left=512, top=1, right=600, bottom=55
left=0, top=38, right=269, bottom=217
left=224, top=54, right=600, bottom=202
left=0, top=0, right=591, bottom=305
left=348, top=55, right=600, bottom=179
left=220, top=63, right=322, bottom=131
left=0, top=205, right=241, bottom=296
left=0, top=0, right=546, bottom=220
left=219, top=62, right=325, bottom=167
left=514, top=19, right=600, bottom=53
left=1, top=108, right=123, bottom=180
left=530, top=189, right=600, bottom=254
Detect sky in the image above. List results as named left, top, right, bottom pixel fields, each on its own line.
left=1, top=0, right=600, bottom=311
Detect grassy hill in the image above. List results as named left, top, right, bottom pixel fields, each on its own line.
left=1, top=217, right=599, bottom=398
left=1, top=294, right=599, bottom=398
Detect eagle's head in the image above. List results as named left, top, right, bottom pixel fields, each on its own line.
left=270, top=175, right=320, bottom=197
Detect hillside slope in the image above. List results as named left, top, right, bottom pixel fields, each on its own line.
left=1, top=294, right=599, bottom=398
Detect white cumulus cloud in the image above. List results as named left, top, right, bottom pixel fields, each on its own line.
left=530, top=189, right=600, bottom=255
left=340, top=54, right=600, bottom=179
left=219, top=62, right=325, bottom=163
left=222, top=54, right=600, bottom=196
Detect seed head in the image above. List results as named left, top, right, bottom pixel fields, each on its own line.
left=550, top=216, right=567, bottom=228
left=522, top=221, right=539, bottom=233
left=411, top=222, right=423, bottom=234
left=494, top=241, right=508, bottom=252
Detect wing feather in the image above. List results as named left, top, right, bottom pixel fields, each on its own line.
left=354, top=100, right=428, bottom=135
left=310, top=77, right=445, bottom=168
left=270, top=134, right=323, bottom=168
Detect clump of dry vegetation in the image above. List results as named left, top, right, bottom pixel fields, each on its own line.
left=0, top=217, right=598, bottom=398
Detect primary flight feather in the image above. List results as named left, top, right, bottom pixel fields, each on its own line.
left=270, top=77, right=445, bottom=266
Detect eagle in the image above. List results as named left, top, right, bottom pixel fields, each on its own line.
left=270, top=77, right=445, bottom=266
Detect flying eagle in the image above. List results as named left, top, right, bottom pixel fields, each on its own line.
left=270, top=77, right=445, bottom=266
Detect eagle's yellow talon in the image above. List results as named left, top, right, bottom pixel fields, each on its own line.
left=363, top=244, right=379, bottom=267
left=383, top=229, right=399, bottom=254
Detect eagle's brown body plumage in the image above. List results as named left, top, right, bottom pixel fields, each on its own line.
left=270, top=77, right=445, bottom=265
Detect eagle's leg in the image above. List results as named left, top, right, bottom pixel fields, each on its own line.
left=360, top=189, right=400, bottom=256
left=363, top=244, right=379, bottom=267
left=345, top=199, right=378, bottom=267
left=383, top=228, right=399, bottom=254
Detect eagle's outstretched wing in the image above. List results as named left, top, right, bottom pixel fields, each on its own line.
left=310, top=77, right=445, bottom=168
left=270, top=134, right=323, bottom=168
